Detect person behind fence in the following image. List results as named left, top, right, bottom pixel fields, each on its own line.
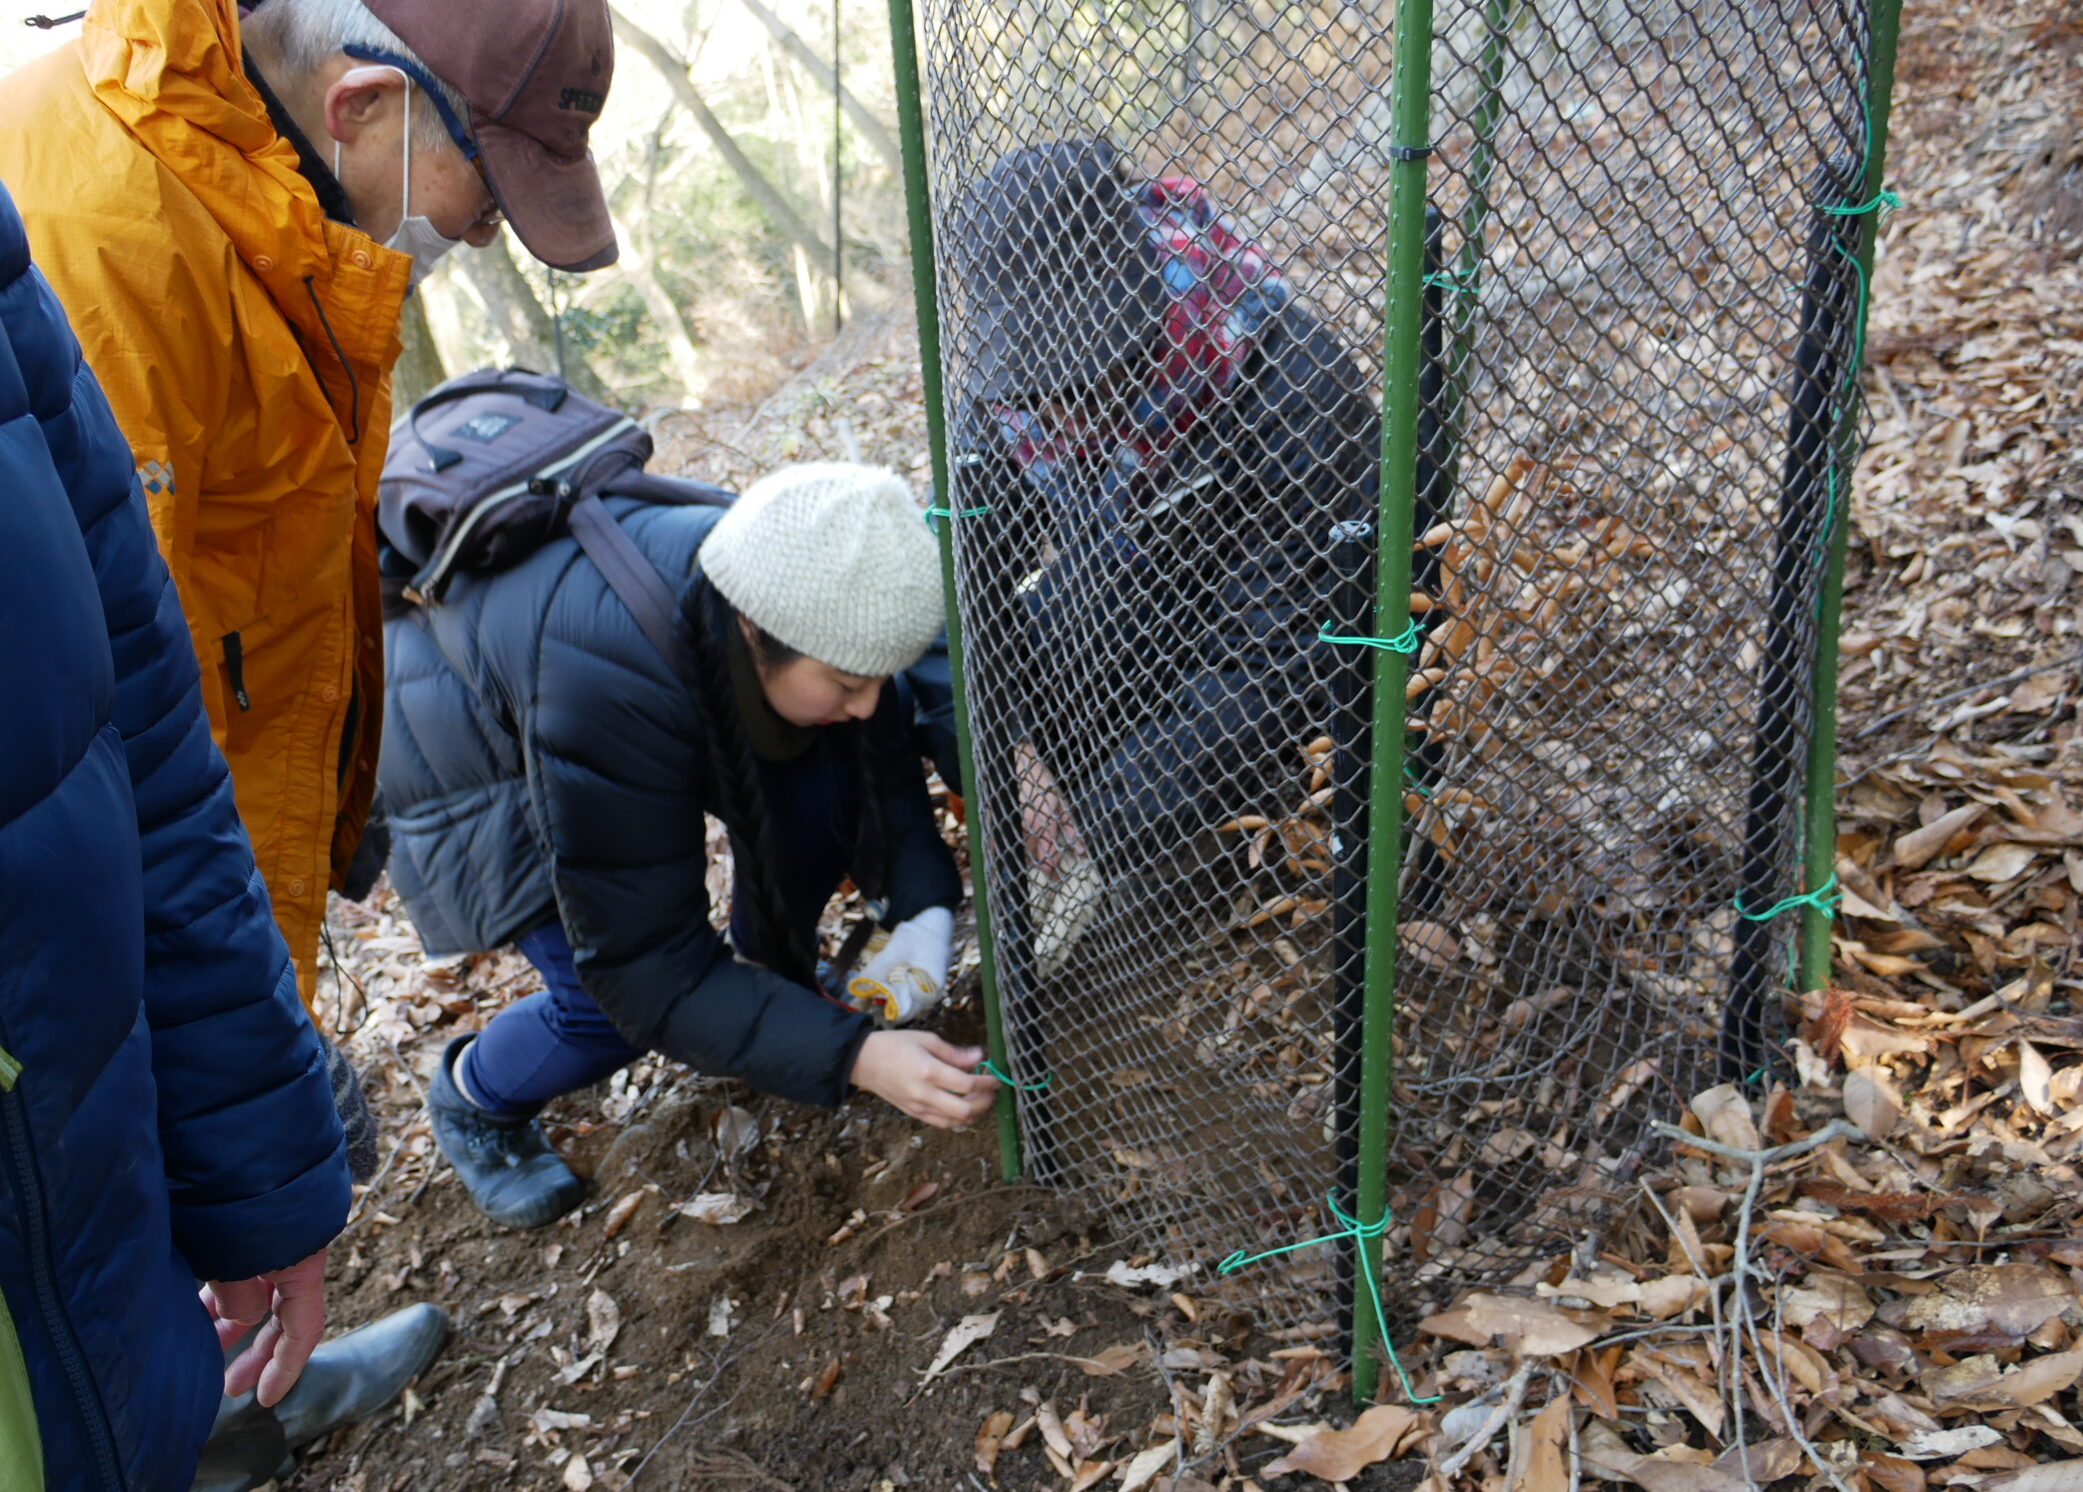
left=917, top=137, right=1384, bottom=970
left=379, top=463, right=1000, bottom=1230
left=0, top=176, right=360, bottom=1492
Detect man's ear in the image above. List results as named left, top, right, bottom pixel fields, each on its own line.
left=323, top=64, right=406, bottom=147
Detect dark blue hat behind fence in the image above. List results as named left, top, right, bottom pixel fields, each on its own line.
left=960, top=138, right=1168, bottom=402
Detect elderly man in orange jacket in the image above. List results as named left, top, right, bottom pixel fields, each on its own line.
left=0, top=0, right=618, bottom=1483
left=0, top=0, right=618, bottom=1012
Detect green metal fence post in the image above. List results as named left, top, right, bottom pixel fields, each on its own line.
left=1797, top=0, right=1905, bottom=993
left=1352, top=0, right=1437, bottom=1407
left=887, top=0, right=1023, bottom=1181
left=1441, top=0, right=1515, bottom=488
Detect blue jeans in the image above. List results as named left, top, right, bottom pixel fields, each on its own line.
left=459, top=922, right=645, bottom=1117
left=460, top=733, right=859, bottom=1117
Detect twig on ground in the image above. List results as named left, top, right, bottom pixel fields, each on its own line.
left=1648, top=1119, right=1863, bottom=1492
left=1436, top=1361, right=1535, bottom=1481
left=1852, top=647, right=2083, bottom=739
left=626, top=1318, right=786, bottom=1486
left=1747, top=1273, right=1857, bottom=1492
left=910, top=1348, right=1142, bottom=1391
left=1143, top=1326, right=1189, bottom=1481
left=861, top=1182, right=1042, bottom=1245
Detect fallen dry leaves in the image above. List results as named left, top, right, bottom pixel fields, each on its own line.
left=1260, top=1405, right=1424, bottom=1480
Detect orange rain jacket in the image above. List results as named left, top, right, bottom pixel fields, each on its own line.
left=0, top=0, right=410, bottom=1010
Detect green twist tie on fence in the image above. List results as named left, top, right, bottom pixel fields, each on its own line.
left=1736, top=872, right=1841, bottom=923
left=1802, top=90, right=1898, bottom=582
left=1218, top=1192, right=1441, bottom=1407
left=1422, top=268, right=1480, bottom=296
left=977, top=1059, right=1050, bottom=1092
left=1319, top=621, right=1422, bottom=654
left=1821, top=187, right=1902, bottom=219
left=924, top=504, right=991, bottom=534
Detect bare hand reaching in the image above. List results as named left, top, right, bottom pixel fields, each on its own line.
left=1015, top=740, right=1085, bottom=878
left=850, top=1031, right=999, bottom=1129
left=202, top=1247, right=329, bottom=1407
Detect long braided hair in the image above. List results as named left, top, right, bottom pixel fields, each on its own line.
left=682, top=573, right=896, bottom=990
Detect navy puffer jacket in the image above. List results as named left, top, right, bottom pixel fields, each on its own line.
left=0, top=182, right=350, bottom=1489
left=380, top=501, right=961, bottom=1108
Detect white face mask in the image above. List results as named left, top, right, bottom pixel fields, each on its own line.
left=337, top=71, right=464, bottom=289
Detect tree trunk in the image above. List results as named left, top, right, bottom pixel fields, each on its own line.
left=456, top=235, right=614, bottom=404
left=607, top=209, right=708, bottom=399
left=392, top=290, right=451, bottom=409
left=733, top=0, right=903, bottom=176
left=610, top=7, right=839, bottom=269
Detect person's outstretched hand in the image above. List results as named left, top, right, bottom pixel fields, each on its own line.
left=1015, top=740, right=1085, bottom=878
left=851, top=1032, right=999, bottom=1130
left=203, top=1248, right=330, bottom=1407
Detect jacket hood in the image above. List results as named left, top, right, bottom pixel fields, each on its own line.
left=79, top=0, right=408, bottom=373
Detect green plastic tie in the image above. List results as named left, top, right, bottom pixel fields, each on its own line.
left=1736, top=872, right=1841, bottom=923
left=1803, top=88, right=1894, bottom=581
left=0, top=1044, right=19, bottom=1092
left=1821, top=187, right=1901, bottom=219
left=1319, top=620, right=1422, bottom=654
left=924, top=504, right=991, bottom=534
left=1218, top=1192, right=1441, bottom=1407
left=977, top=1059, right=1050, bottom=1092
left=1422, top=268, right=1480, bottom=296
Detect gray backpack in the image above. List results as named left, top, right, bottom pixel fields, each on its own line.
left=380, top=367, right=728, bottom=682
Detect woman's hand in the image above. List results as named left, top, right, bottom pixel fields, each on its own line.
left=850, top=1031, right=999, bottom=1129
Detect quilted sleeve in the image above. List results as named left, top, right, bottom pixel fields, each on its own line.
left=523, top=577, right=874, bottom=1108
left=23, top=265, right=349, bottom=1283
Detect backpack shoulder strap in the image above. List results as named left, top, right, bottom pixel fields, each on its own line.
left=566, top=494, right=691, bottom=687
left=595, top=469, right=735, bottom=509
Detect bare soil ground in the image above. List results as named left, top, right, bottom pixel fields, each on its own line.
left=294, top=0, right=2080, bottom=1486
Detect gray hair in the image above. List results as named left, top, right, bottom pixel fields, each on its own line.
left=242, top=0, right=470, bottom=150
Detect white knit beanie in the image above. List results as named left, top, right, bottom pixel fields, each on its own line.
left=699, top=463, right=945, bottom=678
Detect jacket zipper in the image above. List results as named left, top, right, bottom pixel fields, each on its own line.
left=0, top=1050, right=126, bottom=1489
left=221, top=632, right=252, bottom=711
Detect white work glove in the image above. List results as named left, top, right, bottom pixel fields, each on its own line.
left=1029, top=850, right=1104, bottom=979
left=847, top=906, right=955, bottom=1025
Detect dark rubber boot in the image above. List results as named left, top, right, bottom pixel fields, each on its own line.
left=274, top=1302, right=450, bottom=1446
left=191, top=1303, right=449, bottom=1491
left=429, top=1035, right=589, bottom=1229
left=189, top=1395, right=290, bottom=1492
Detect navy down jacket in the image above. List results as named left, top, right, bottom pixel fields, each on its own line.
left=0, top=180, right=350, bottom=1491
left=380, top=501, right=961, bottom=1108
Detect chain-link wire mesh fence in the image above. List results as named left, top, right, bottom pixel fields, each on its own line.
left=899, top=0, right=1883, bottom=1351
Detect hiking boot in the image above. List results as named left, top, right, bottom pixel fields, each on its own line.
left=193, top=1304, right=449, bottom=1492
left=428, top=1036, right=588, bottom=1229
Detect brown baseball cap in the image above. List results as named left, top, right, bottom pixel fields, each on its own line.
left=362, top=0, right=619, bottom=271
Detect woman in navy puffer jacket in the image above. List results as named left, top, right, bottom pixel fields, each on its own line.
left=0, top=180, right=350, bottom=1489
